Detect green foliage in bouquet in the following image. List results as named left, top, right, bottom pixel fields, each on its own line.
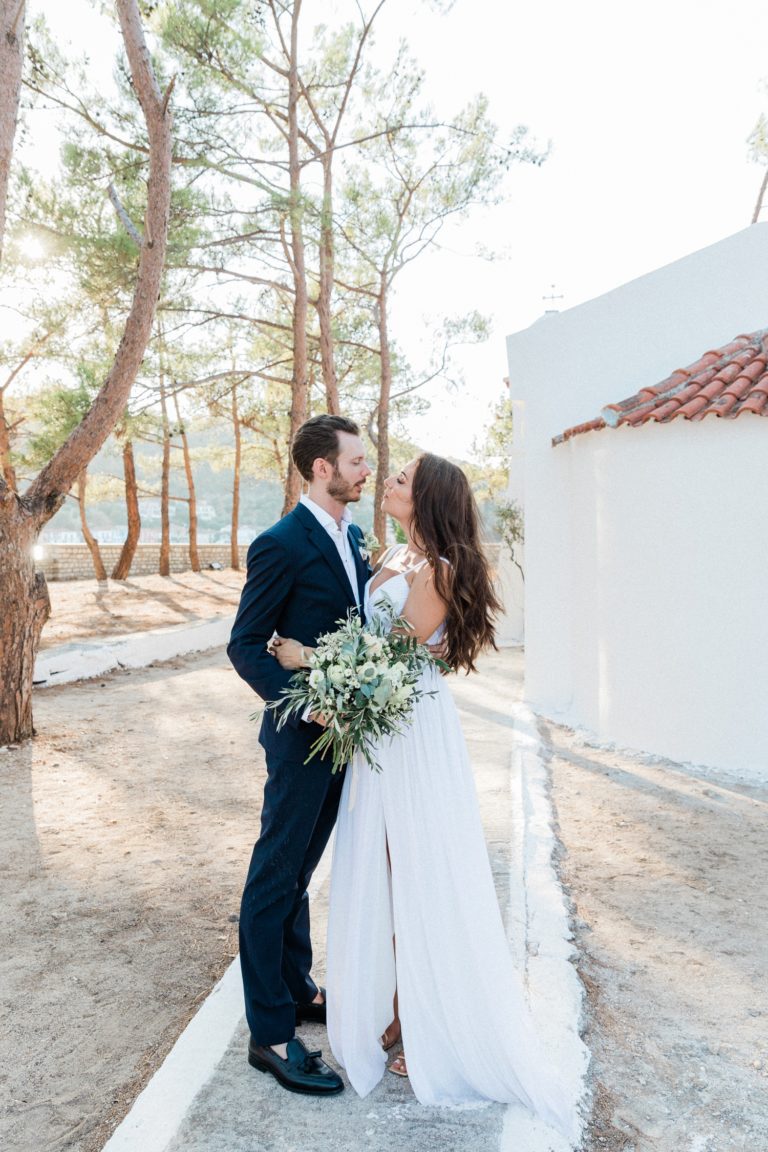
left=265, top=596, right=447, bottom=773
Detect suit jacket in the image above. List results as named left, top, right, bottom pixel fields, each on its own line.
left=228, top=501, right=371, bottom=760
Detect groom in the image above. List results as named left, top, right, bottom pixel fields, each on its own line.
left=227, top=414, right=372, bottom=1096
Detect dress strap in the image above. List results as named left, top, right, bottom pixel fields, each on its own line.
left=373, top=543, right=403, bottom=573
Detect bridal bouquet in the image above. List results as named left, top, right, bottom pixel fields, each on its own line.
left=267, top=597, right=445, bottom=774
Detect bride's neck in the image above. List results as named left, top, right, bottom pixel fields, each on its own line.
left=401, top=533, right=425, bottom=563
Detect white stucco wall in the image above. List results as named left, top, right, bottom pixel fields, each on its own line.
left=564, top=418, right=768, bottom=776
left=505, top=223, right=768, bottom=780
left=493, top=550, right=524, bottom=645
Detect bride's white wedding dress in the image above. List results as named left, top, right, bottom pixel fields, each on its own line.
left=326, top=571, right=576, bottom=1138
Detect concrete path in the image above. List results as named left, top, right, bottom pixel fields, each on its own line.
left=100, top=649, right=589, bottom=1152
left=34, top=616, right=236, bottom=687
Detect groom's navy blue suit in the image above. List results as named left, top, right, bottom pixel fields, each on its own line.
left=228, top=500, right=370, bottom=1045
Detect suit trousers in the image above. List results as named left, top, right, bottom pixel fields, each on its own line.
left=239, top=749, right=345, bottom=1045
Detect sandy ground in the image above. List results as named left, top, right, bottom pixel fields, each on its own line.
left=4, top=569, right=248, bottom=1152
left=544, top=721, right=768, bottom=1151
left=1, top=645, right=261, bottom=1152
left=40, top=572, right=246, bottom=649
left=3, top=576, right=766, bottom=1152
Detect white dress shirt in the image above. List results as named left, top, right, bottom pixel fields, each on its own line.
left=299, top=494, right=360, bottom=603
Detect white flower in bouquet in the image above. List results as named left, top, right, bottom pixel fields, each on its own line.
left=265, top=595, right=447, bottom=773
left=361, top=634, right=384, bottom=658
left=372, top=680, right=392, bottom=706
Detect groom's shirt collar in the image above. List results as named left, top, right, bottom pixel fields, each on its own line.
left=299, top=493, right=352, bottom=532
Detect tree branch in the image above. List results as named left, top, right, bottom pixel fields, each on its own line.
left=174, top=261, right=293, bottom=296
left=107, top=182, right=142, bottom=245
left=1, top=328, right=54, bottom=394
left=23, top=76, right=151, bottom=156
left=10, top=0, right=25, bottom=37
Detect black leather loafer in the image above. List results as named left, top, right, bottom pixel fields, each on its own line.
left=295, top=986, right=327, bottom=1025
left=248, top=1036, right=343, bottom=1095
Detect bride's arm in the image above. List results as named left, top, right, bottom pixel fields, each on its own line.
left=273, top=561, right=446, bottom=664
left=398, top=564, right=447, bottom=644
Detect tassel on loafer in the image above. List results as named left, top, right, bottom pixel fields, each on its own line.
left=248, top=1036, right=343, bottom=1095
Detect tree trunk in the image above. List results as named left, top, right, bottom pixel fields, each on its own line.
left=0, top=386, right=17, bottom=490
left=173, top=389, right=199, bottom=571
left=231, top=382, right=241, bottom=570
left=0, top=0, right=25, bottom=266
left=373, top=278, right=392, bottom=548
left=316, top=155, right=340, bottom=415
left=23, top=0, right=172, bottom=517
left=77, top=470, right=107, bottom=581
left=752, top=165, right=768, bottom=224
left=282, top=0, right=308, bottom=516
left=0, top=510, right=49, bottom=741
left=0, top=0, right=172, bottom=745
left=159, top=376, right=171, bottom=576
left=112, top=438, right=141, bottom=579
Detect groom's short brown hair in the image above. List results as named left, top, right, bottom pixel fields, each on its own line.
left=291, top=414, right=360, bottom=482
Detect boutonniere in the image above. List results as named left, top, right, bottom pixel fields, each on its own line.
left=358, top=530, right=380, bottom=563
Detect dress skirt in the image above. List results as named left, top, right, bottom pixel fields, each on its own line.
left=325, top=665, right=575, bottom=1139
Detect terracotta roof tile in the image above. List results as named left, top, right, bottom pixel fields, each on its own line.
left=738, top=393, right=768, bottom=416
left=553, top=329, right=768, bottom=445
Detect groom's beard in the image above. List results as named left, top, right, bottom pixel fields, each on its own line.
left=327, top=466, right=364, bottom=504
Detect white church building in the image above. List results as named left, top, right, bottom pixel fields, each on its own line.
left=503, top=224, right=768, bottom=783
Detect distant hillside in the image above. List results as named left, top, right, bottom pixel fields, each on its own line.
left=40, top=425, right=378, bottom=544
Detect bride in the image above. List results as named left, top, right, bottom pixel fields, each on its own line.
left=273, top=453, right=575, bottom=1138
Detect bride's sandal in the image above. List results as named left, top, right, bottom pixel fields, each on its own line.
left=380, top=1020, right=401, bottom=1051
left=388, top=1052, right=408, bottom=1078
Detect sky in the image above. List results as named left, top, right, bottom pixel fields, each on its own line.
left=22, top=0, right=768, bottom=459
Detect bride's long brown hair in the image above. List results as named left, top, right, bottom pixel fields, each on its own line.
left=410, top=453, right=502, bottom=673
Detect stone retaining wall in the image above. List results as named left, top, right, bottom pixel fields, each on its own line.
left=36, top=543, right=249, bottom=581
left=36, top=541, right=504, bottom=584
